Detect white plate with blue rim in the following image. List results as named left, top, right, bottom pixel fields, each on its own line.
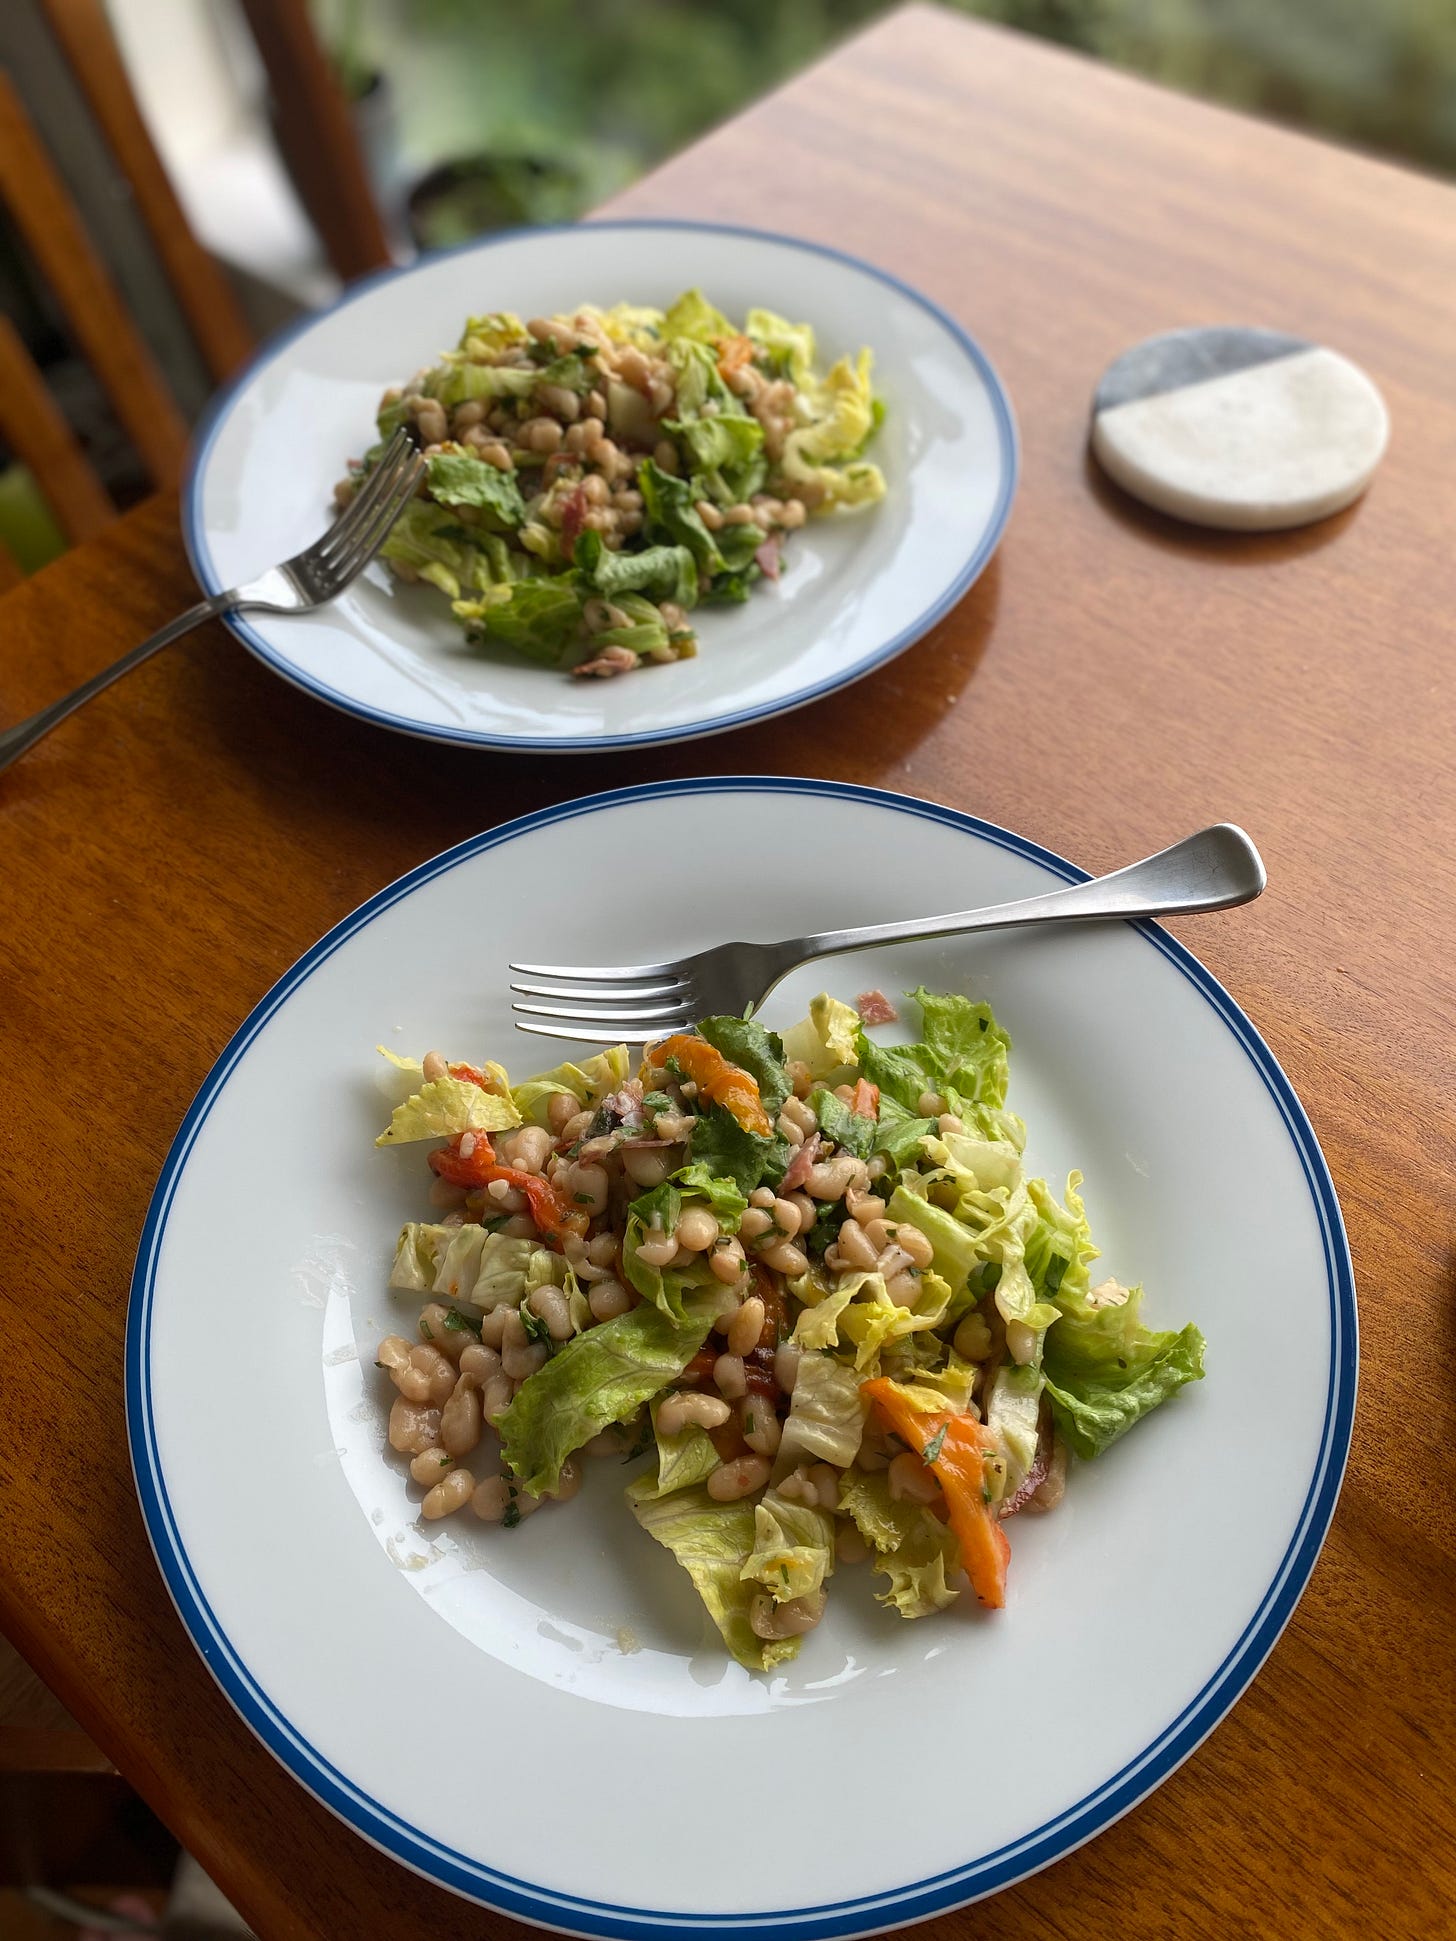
left=183, top=221, right=1016, bottom=752
left=128, top=778, right=1354, bottom=1934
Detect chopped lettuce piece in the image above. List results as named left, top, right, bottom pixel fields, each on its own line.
left=592, top=591, right=675, bottom=660
left=838, top=1469, right=961, bottom=1618
left=375, top=1074, right=520, bottom=1146
left=1025, top=1172, right=1102, bottom=1302
left=380, top=501, right=497, bottom=601
left=457, top=311, right=528, bottom=354
left=884, top=1183, right=980, bottom=1294
left=424, top=450, right=526, bottom=527
left=625, top=1480, right=800, bottom=1671
left=388, top=1223, right=548, bottom=1309
left=667, top=412, right=764, bottom=481
left=697, top=1015, right=790, bottom=1119
left=638, top=458, right=723, bottom=572
left=687, top=1103, right=787, bottom=1199
left=636, top=1413, right=721, bottom=1500
left=1042, top=1281, right=1206, bottom=1459
left=781, top=994, right=859, bottom=1080
left=510, top=1046, right=630, bottom=1125
left=872, top=1097, right=937, bottom=1165
left=779, top=348, right=886, bottom=511
left=854, top=986, right=1010, bottom=1119
left=573, top=529, right=698, bottom=609
left=792, top=1269, right=953, bottom=1374
left=662, top=288, right=732, bottom=342
left=623, top=1182, right=727, bottom=1324
left=744, top=308, right=816, bottom=384
left=984, top=1360, right=1045, bottom=1492
left=776, top=1351, right=866, bottom=1470
left=499, top=1291, right=719, bottom=1495
left=808, top=1087, right=875, bottom=1162
left=740, top=1489, right=835, bottom=1604
left=593, top=302, right=665, bottom=346
left=462, top=577, right=584, bottom=664
left=670, top=1164, right=748, bottom=1228
left=425, top=359, right=540, bottom=408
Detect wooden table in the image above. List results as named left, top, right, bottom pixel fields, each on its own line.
left=3, top=7, right=1453, bottom=1934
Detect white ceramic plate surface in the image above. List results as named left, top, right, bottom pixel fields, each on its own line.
left=129, top=780, right=1355, bottom=1935
left=183, top=221, right=1016, bottom=751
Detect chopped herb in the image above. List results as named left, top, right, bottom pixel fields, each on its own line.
left=744, top=1410, right=757, bottom=1434
left=373, top=1359, right=387, bottom=1370
left=519, top=1304, right=551, bottom=1345
left=418, top=1318, right=433, bottom=1339
left=503, top=1498, right=521, bottom=1528
left=574, top=1193, right=595, bottom=1206
left=443, top=1307, right=481, bottom=1335
left=922, top=1423, right=948, bottom=1466
left=642, top=1091, right=672, bottom=1115
left=438, top=1455, right=452, bottom=1467
left=779, top=1564, right=790, bottom=1586
left=621, top=1416, right=654, bottom=1462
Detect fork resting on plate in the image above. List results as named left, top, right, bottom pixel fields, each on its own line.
left=0, top=428, right=424, bottom=775
left=511, top=823, right=1266, bottom=1042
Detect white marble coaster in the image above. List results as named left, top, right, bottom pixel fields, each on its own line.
left=1090, top=326, right=1388, bottom=531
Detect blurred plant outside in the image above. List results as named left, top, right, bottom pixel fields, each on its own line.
left=314, top=0, right=1456, bottom=245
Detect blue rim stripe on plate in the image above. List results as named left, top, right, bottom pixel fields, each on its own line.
left=181, top=220, right=1019, bottom=753
left=127, top=778, right=1357, bottom=1936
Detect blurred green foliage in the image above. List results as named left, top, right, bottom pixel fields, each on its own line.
left=322, top=0, right=1456, bottom=230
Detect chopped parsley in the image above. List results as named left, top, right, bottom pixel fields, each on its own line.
left=442, top=1307, right=480, bottom=1335
left=922, top=1423, right=948, bottom=1466
left=621, top=1416, right=654, bottom=1462
left=519, top=1304, right=551, bottom=1345
left=503, top=1497, right=521, bottom=1529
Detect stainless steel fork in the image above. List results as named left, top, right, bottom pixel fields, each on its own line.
left=510, top=823, right=1267, bottom=1043
left=0, top=427, right=425, bottom=773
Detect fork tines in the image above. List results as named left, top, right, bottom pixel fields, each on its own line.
left=319, top=428, right=424, bottom=580
left=508, top=959, right=695, bottom=1042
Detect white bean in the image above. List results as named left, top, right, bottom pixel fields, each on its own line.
left=422, top=1466, right=475, bottom=1519
left=589, top=1278, right=634, bottom=1321
left=714, top=1353, right=747, bottom=1398
left=706, top=1454, right=771, bottom=1502
left=657, top=1392, right=731, bottom=1435
left=727, top=1296, right=765, bottom=1358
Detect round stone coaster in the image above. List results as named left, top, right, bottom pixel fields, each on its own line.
left=1090, top=326, right=1388, bottom=531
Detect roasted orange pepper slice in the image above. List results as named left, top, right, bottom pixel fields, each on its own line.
left=646, top=1033, right=772, bottom=1137
left=861, top=1378, right=1011, bottom=1609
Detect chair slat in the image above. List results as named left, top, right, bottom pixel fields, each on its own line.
left=40, top=0, right=255, bottom=383
left=0, top=72, right=187, bottom=487
left=0, top=314, right=115, bottom=545
left=237, top=0, right=393, bottom=282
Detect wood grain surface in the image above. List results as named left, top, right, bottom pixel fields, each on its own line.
left=2, top=9, right=1453, bottom=1937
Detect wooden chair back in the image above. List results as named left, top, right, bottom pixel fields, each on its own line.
left=0, top=0, right=255, bottom=571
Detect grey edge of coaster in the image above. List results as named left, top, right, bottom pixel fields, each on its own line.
left=1090, top=325, right=1389, bottom=533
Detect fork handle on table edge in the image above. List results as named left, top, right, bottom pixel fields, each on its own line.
left=0, top=593, right=231, bottom=774
left=783, top=824, right=1267, bottom=970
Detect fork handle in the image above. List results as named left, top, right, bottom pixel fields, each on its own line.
left=0, top=593, right=231, bottom=774
left=793, top=824, right=1266, bottom=961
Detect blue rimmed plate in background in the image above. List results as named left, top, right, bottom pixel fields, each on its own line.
left=184, top=222, right=1016, bottom=751
left=129, top=779, right=1354, bottom=1936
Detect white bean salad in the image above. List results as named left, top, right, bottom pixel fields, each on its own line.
left=336, top=291, right=885, bottom=678
left=373, top=990, right=1204, bottom=1669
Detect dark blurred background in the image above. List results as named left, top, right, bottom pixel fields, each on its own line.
left=0, top=0, right=1451, bottom=579
left=321, top=0, right=1456, bottom=251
